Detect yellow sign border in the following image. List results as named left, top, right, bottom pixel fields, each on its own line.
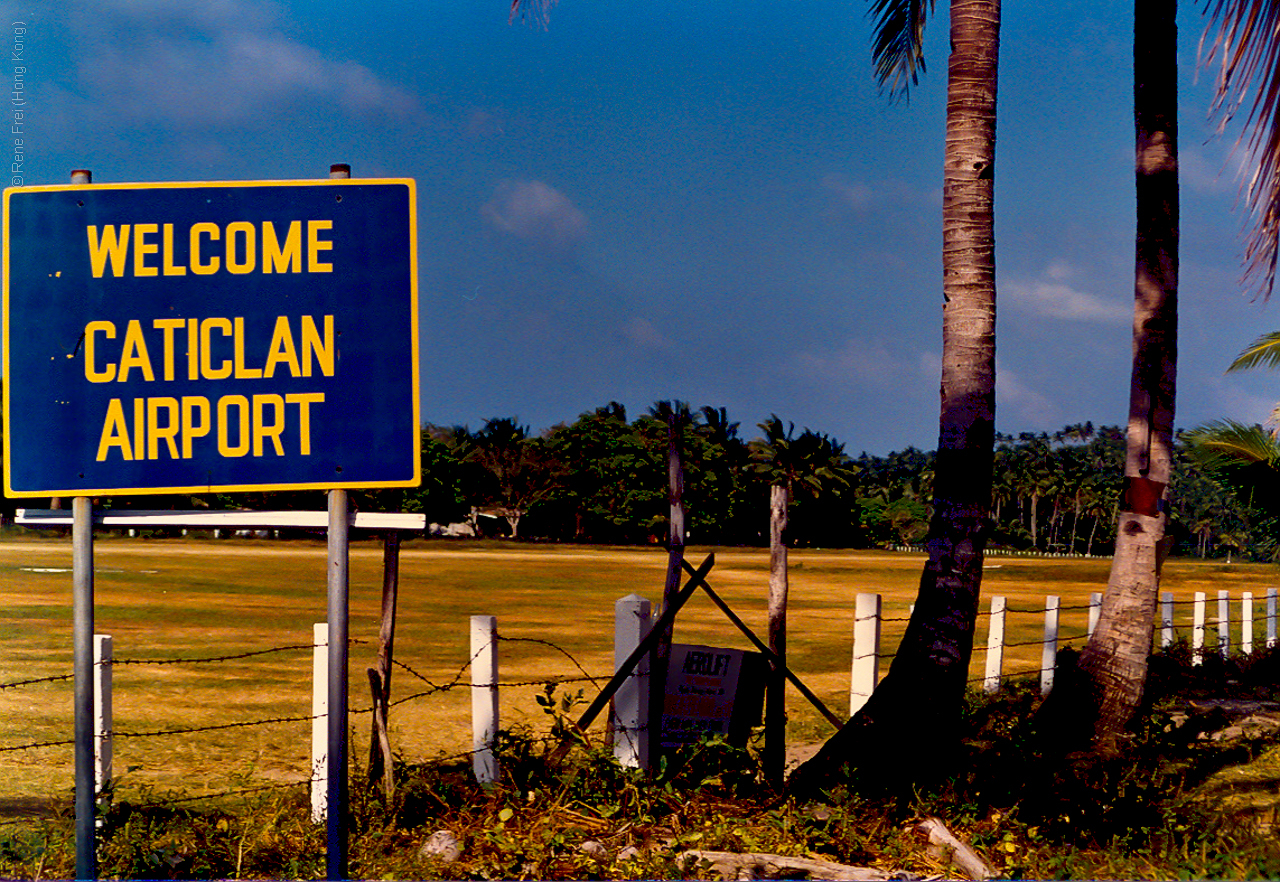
left=3, top=178, right=421, bottom=498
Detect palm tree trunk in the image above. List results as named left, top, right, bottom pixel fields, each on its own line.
left=1077, top=0, right=1178, bottom=754
left=765, top=481, right=790, bottom=786
left=790, top=0, right=1000, bottom=794
left=1030, top=491, right=1039, bottom=548
left=1068, top=493, right=1082, bottom=552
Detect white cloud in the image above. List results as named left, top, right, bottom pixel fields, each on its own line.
left=996, top=362, right=1062, bottom=429
left=787, top=339, right=940, bottom=395
left=621, top=317, right=670, bottom=350
left=1005, top=261, right=1129, bottom=324
left=71, top=0, right=420, bottom=126
left=821, top=173, right=874, bottom=213
left=482, top=180, right=589, bottom=254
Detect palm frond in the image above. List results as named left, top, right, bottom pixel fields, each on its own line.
left=1227, top=328, right=1280, bottom=371
left=1185, top=419, right=1280, bottom=468
left=1201, top=0, right=1280, bottom=299
left=509, top=0, right=557, bottom=27
left=868, top=0, right=937, bottom=100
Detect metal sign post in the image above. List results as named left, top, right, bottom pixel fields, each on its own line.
left=69, top=168, right=95, bottom=882
left=325, top=162, right=351, bottom=882
left=72, top=497, right=95, bottom=880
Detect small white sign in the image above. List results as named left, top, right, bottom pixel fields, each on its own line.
left=661, top=643, right=763, bottom=748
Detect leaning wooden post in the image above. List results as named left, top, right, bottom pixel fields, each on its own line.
left=983, top=595, right=1006, bottom=694
left=650, top=406, right=686, bottom=775
left=1040, top=596, right=1059, bottom=696
left=471, top=616, right=499, bottom=784
left=849, top=593, right=881, bottom=715
left=367, top=531, right=400, bottom=798
left=764, top=482, right=790, bottom=787
left=612, top=595, right=652, bottom=770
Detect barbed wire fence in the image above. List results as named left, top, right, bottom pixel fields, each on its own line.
left=3, top=588, right=1278, bottom=819
left=849, top=589, right=1280, bottom=707
left=0, top=630, right=612, bottom=818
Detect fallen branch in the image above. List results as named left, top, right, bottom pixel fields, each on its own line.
left=678, top=849, right=918, bottom=881
left=916, top=817, right=994, bottom=881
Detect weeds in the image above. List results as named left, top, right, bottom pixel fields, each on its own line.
left=4, top=652, right=1280, bottom=879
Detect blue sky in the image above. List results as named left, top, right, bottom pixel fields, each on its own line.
left=4, top=0, right=1277, bottom=455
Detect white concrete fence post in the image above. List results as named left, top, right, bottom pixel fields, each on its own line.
left=471, top=615, right=499, bottom=785
left=1160, top=591, right=1174, bottom=648
left=1040, top=596, right=1059, bottom=696
left=1192, top=592, right=1206, bottom=665
left=1217, top=589, right=1231, bottom=658
left=1087, top=592, right=1102, bottom=637
left=311, top=623, right=328, bottom=823
left=1243, top=592, right=1254, bottom=656
left=94, top=634, right=112, bottom=803
left=850, top=593, right=882, bottom=715
left=1268, top=588, right=1278, bottom=649
left=612, top=594, right=652, bottom=770
left=983, top=596, right=1006, bottom=694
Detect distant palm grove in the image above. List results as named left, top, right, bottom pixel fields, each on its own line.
left=25, top=402, right=1251, bottom=562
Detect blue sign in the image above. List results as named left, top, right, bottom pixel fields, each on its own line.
left=3, top=179, right=420, bottom=497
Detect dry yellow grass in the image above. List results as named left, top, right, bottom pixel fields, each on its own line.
left=1, top=536, right=1276, bottom=804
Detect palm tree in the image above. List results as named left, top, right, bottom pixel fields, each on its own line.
left=790, top=0, right=1001, bottom=794
left=510, top=0, right=1002, bottom=788
left=1074, top=0, right=1179, bottom=754
left=1202, top=0, right=1280, bottom=300
left=749, top=416, right=853, bottom=786
left=1187, top=419, right=1280, bottom=517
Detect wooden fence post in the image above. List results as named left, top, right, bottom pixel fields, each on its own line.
left=1159, top=591, right=1174, bottom=648
left=1040, top=596, right=1059, bottom=696
left=471, top=616, right=499, bottom=785
left=1192, top=591, right=1206, bottom=665
left=1087, top=592, right=1102, bottom=637
left=983, top=596, right=1005, bottom=694
left=1242, top=592, right=1254, bottom=656
left=311, top=623, right=328, bottom=824
left=94, top=634, right=112, bottom=805
left=849, top=593, right=881, bottom=715
left=612, top=594, right=652, bottom=770
left=367, top=532, right=400, bottom=799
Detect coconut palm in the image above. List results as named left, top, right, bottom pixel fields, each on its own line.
left=748, top=416, right=853, bottom=785
left=1073, top=0, right=1179, bottom=754
left=1202, top=0, right=1280, bottom=299
left=790, top=0, right=1001, bottom=794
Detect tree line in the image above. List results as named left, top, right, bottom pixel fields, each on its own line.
left=40, top=404, right=1253, bottom=561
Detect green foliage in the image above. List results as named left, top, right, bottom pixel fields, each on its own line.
left=5, top=671, right=1280, bottom=882
left=45, top=405, right=1266, bottom=558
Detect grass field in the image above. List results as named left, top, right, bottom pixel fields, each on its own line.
left=2, top=535, right=1277, bottom=811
